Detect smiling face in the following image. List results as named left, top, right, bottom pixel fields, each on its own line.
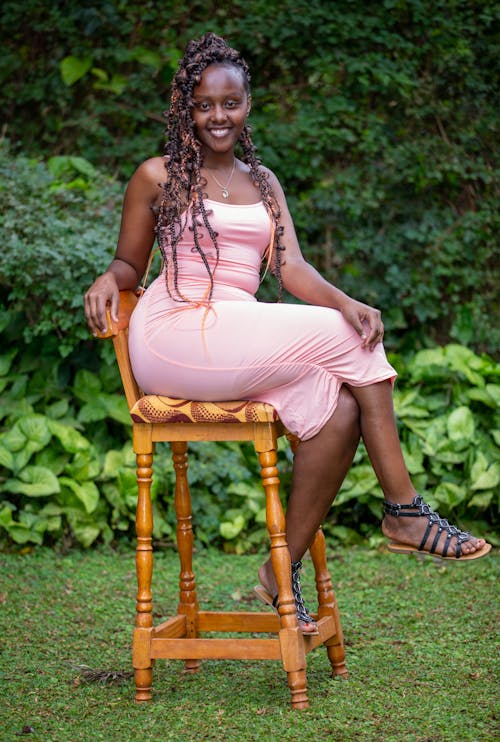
left=192, top=63, right=251, bottom=160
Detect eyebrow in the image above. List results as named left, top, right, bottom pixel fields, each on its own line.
left=193, top=91, right=244, bottom=99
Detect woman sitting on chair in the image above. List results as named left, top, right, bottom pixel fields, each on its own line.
left=85, top=32, right=490, bottom=635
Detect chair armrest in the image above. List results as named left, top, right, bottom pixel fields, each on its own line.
left=95, top=290, right=139, bottom=339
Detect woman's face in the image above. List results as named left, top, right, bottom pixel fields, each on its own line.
left=192, top=63, right=250, bottom=157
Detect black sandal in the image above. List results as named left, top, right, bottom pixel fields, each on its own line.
left=254, top=560, right=319, bottom=635
left=383, top=494, right=491, bottom=561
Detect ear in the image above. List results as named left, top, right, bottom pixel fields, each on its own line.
left=246, top=95, right=252, bottom=116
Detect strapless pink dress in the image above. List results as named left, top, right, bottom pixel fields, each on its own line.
left=128, top=199, right=396, bottom=440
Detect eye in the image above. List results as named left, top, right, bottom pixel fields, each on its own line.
left=195, top=101, right=211, bottom=112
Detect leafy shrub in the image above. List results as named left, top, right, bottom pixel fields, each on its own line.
left=0, top=329, right=497, bottom=551
left=1, top=0, right=498, bottom=355
left=325, top=345, right=499, bottom=546
left=0, top=142, right=122, bottom=356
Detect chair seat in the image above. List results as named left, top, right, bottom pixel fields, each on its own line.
left=130, top=395, right=280, bottom=425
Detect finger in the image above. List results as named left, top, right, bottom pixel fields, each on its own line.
left=84, top=294, right=99, bottom=335
left=96, top=296, right=110, bottom=333
left=362, top=315, right=382, bottom=349
left=110, top=290, right=119, bottom=323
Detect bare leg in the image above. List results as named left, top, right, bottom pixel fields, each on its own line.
left=258, top=387, right=361, bottom=605
left=345, top=380, right=487, bottom=557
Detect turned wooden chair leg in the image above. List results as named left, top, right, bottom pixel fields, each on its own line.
left=256, top=433, right=309, bottom=710
left=171, top=441, right=201, bottom=673
left=310, top=529, right=348, bottom=678
left=132, top=433, right=154, bottom=701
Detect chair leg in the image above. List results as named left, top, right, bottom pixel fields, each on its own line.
left=256, top=442, right=309, bottom=710
left=133, top=448, right=154, bottom=701
left=310, top=529, right=348, bottom=678
left=171, top=441, right=201, bottom=674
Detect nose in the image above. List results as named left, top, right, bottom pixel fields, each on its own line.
left=211, top=104, right=228, bottom=122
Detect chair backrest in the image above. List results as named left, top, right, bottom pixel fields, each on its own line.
left=98, top=290, right=142, bottom=409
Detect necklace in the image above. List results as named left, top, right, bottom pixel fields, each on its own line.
left=207, top=158, right=236, bottom=199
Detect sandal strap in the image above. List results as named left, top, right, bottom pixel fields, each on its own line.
left=291, top=560, right=315, bottom=624
left=383, top=494, right=472, bottom=558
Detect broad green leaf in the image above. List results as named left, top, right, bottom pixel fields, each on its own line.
left=45, top=399, right=70, bottom=419
left=102, top=395, right=131, bottom=425
left=72, top=523, right=101, bottom=548
left=60, top=55, right=92, bottom=86
left=73, top=369, right=102, bottom=402
left=447, top=406, right=475, bottom=441
left=471, top=462, right=500, bottom=491
left=131, top=46, right=162, bottom=69
left=401, top=442, right=424, bottom=474
left=0, top=443, right=14, bottom=470
left=8, top=524, right=43, bottom=545
left=433, top=482, right=467, bottom=509
left=64, top=451, right=101, bottom=482
left=47, top=419, right=90, bottom=453
left=220, top=514, right=245, bottom=540
left=17, top=415, right=52, bottom=447
left=1, top=415, right=53, bottom=471
left=468, top=491, right=494, bottom=509
left=103, top=449, right=128, bottom=478
left=59, top=477, right=100, bottom=513
left=77, top=394, right=130, bottom=425
left=255, top=507, right=267, bottom=524
left=3, top=466, right=60, bottom=496
left=492, top=430, right=500, bottom=446
left=0, top=349, right=17, bottom=376
left=69, top=156, right=97, bottom=178
left=335, top=465, right=379, bottom=500
left=467, top=388, right=498, bottom=408
left=485, top=384, right=500, bottom=407
left=445, top=345, right=485, bottom=387
left=412, top=347, right=445, bottom=369
left=0, top=504, right=15, bottom=527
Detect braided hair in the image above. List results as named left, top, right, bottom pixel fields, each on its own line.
left=156, top=32, right=285, bottom=302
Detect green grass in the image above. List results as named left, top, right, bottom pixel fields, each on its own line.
left=0, top=545, right=498, bottom=741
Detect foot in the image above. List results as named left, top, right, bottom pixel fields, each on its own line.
left=257, top=562, right=318, bottom=635
left=382, top=495, right=490, bottom=560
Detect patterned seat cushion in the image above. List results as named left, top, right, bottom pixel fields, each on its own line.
left=130, top=395, right=279, bottom=424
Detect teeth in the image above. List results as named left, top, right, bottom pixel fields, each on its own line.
left=210, top=128, right=230, bottom=138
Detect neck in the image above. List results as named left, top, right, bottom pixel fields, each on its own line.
left=202, top=152, right=236, bottom=170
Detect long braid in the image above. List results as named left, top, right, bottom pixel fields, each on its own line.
left=156, top=32, right=284, bottom=302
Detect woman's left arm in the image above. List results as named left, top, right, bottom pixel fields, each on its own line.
left=267, top=170, right=384, bottom=350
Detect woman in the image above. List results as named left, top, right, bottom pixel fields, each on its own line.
left=85, top=33, right=490, bottom=634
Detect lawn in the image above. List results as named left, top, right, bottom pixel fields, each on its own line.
left=0, top=545, right=497, bottom=741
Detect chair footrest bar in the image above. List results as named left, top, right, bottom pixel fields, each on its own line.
left=151, top=637, right=282, bottom=661
left=197, top=610, right=279, bottom=633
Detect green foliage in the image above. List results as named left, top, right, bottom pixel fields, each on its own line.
left=1, top=0, right=498, bottom=354
left=0, top=327, right=497, bottom=550
left=0, top=3, right=498, bottom=550
left=0, top=142, right=122, bottom=356
left=326, top=344, right=499, bottom=545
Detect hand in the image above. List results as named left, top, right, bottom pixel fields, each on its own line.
left=340, top=297, right=384, bottom=351
left=84, top=272, right=120, bottom=336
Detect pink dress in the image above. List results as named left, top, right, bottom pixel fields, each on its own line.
left=128, top=199, right=396, bottom=440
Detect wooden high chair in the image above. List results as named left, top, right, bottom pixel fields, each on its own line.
left=98, top=290, right=347, bottom=709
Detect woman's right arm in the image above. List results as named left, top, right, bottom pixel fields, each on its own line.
left=84, top=157, right=165, bottom=335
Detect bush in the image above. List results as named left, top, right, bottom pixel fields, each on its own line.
left=0, top=333, right=498, bottom=550
left=1, top=0, right=498, bottom=355
left=0, top=142, right=122, bottom=356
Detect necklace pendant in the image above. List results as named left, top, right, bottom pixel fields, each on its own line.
left=222, top=188, right=229, bottom=199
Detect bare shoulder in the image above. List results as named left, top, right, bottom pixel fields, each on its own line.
left=133, top=156, right=167, bottom=185
left=259, top=165, right=286, bottom=198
